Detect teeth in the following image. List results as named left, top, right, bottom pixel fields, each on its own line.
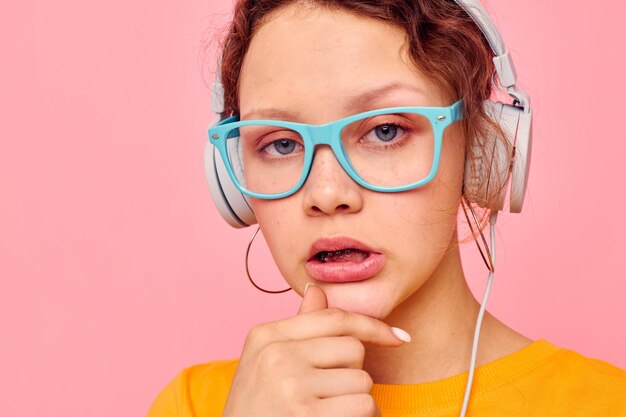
left=316, top=248, right=365, bottom=263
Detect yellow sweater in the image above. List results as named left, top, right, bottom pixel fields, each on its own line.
left=147, top=339, right=626, bottom=416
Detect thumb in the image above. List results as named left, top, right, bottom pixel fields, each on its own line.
left=297, top=283, right=328, bottom=314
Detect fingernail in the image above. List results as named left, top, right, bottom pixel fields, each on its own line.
left=391, top=327, right=411, bottom=343
left=304, top=282, right=314, bottom=295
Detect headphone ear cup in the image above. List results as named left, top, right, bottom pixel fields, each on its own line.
left=463, top=100, right=515, bottom=212
left=204, top=141, right=257, bottom=228
left=508, top=105, right=532, bottom=213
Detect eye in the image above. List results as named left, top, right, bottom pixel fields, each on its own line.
left=362, top=123, right=405, bottom=143
left=261, top=139, right=303, bottom=157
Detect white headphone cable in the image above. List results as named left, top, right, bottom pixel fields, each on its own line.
left=459, top=211, right=498, bottom=417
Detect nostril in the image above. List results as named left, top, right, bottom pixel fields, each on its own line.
left=309, top=203, right=351, bottom=215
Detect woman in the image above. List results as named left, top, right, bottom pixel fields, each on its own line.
left=148, top=0, right=626, bottom=416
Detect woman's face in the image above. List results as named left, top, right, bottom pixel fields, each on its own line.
left=238, top=4, right=465, bottom=319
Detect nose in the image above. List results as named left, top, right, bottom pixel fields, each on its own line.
left=301, top=145, right=364, bottom=216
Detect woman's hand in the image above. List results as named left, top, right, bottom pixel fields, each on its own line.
left=222, top=284, right=409, bottom=417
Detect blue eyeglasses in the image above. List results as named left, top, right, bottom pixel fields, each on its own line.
left=208, top=100, right=463, bottom=199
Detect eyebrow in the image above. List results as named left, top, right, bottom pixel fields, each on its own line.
left=239, top=82, right=426, bottom=121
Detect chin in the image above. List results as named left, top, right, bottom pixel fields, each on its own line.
left=320, top=281, right=394, bottom=320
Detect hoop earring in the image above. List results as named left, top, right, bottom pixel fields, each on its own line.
left=245, top=227, right=293, bottom=294
left=460, top=196, right=495, bottom=273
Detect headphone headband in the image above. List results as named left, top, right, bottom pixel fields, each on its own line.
left=453, top=0, right=505, bottom=55
left=452, top=1, right=518, bottom=91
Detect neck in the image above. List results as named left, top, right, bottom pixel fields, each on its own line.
left=363, top=230, right=528, bottom=384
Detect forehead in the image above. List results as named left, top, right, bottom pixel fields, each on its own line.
left=238, top=4, right=443, bottom=123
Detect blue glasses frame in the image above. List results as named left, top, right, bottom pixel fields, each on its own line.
left=208, top=100, right=464, bottom=199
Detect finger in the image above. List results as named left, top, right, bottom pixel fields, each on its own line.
left=308, top=368, right=373, bottom=399
left=290, top=336, right=366, bottom=369
left=277, top=307, right=408, bottom=347
left=313, top=394, right=380, bottom=417
left=298, top=283, right=328, bottom=314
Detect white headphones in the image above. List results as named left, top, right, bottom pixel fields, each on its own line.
left=204, top=0, right=533, bottom=228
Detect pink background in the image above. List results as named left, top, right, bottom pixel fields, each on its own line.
left=1, top=1, right=625, bottom=416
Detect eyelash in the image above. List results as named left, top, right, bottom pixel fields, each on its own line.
left=251, top=115, right=415, bottom=157
left=259, top=139, right=303, bottom=156
left=358, top=120, right=411, bottom=149
left=253, top=132, right=304, bottom=162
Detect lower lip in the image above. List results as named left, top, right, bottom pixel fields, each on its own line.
left=304, top=253, right=385, bottom=283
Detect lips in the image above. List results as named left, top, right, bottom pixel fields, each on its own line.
left=305, top=237, right=385, bottom=283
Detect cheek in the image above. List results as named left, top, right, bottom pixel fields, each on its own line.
left=438, top=123, right=466, bottom=196
left=372, top=191, right=456, bottom=304
left=421, top=123, right=465, bottom=218
left=383, top=125, right=464, bottom=228
left=249, top=198, right=304, bottom=282
left=370, top=128, right=464, bottom=278
left=373, top=192, right=454, bottom=256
